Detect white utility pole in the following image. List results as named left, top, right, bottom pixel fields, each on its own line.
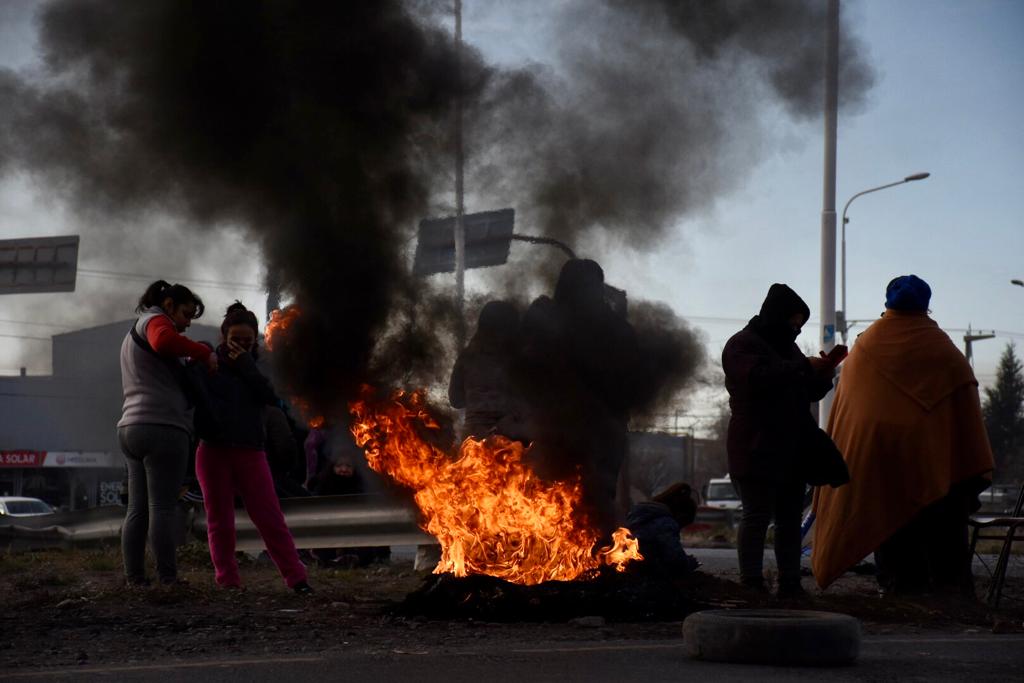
left=818, top=0, right=840, bottom=429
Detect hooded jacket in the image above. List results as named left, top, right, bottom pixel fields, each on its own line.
left=625, top=502, right=698, bottom=576
left=197, top=345, right=280, bottom=450
left=722, top=284, right=834, bottom=481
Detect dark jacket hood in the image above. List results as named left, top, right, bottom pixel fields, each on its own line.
left=748, top=283, right=810, bottom=355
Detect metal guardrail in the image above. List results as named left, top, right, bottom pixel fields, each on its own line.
left=0, top=494, right=435, bottom=553
left=0, top=498, right=741, bottom=553
left=0, top=504, right=124, bottom=552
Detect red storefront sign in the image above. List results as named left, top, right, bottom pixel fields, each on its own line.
left=0, top=451, right=46, bottom=467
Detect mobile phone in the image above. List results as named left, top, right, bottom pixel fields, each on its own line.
left=827, top=344, right=848, bottom=365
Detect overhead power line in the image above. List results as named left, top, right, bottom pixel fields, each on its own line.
left=77, top=268, right=264, bottom=292
left=0, top=332, right=51, bottom=342
left=0, top=318, right=73, bottom=330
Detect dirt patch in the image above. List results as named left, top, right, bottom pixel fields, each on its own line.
left=0, top=544, right=1021, bottom=672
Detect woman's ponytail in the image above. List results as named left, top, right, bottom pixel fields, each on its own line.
left=136, top=280, right=205, bottom=319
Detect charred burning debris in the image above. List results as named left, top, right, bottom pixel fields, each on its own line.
left=0, top=1, right=873, bottom=603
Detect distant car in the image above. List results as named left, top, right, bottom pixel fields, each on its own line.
left=0, top=496, right=55, bottom=517
left=703, top=476, right=742, bottom=511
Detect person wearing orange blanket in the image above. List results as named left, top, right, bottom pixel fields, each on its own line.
left=812, top=275, right=994, bottom=596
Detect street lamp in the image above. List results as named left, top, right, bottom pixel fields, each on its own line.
left=1012, top=279, right=1024, bottom=287
left=839, top=172, right=930, bottom=342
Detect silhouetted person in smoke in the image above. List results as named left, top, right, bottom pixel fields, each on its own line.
left=448, top=301, right=524, bottom=441
left=519, top=259, right=642, bottom=537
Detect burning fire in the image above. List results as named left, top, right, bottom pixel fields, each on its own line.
left=265, top=307, right=324, bottom=428
left=350, top=385, right=642, bottom=585
left=264, top=306, right=301, bottom=351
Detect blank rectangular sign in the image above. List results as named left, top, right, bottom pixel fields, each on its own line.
left=0, top=235, right=80, bottom=294
left=413, top=208, right=514, bottom=276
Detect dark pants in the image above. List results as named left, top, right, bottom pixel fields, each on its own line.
left=875, top=489, right=974, bottom=595
left=735, top=477, right=806, bottom=586
left=119, top=425, right=190, bottom=583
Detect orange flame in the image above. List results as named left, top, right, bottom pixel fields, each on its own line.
left=264, top=306, right=301, bottom=352
left=291, top=398, right=325, bottom=430
left=350, top=385, right=642, bottom=585
left=264, top=307, right=323, bottom=428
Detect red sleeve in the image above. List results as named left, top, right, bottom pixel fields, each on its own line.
left=145, top=316, right=213, bottom=360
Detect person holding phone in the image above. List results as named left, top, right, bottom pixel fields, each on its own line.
left=722, top=283, right=839, bottom=598
left=195, top=302, right=312, bottom=594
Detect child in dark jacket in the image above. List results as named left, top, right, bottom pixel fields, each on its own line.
left=195, top=302, right=311, bottom=594
left=625, top=482, right=701, bottom=578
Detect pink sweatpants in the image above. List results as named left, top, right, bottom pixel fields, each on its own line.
left=195, top=442, right=307, bottom=588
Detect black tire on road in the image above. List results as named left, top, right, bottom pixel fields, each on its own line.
left=682, top=609, right=861, bottom=667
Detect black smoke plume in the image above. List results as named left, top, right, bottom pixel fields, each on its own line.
left=468, top=0, right=873, bottom=251
left=0, top=0, right=873, bottom=420
left=0, top=0, right=488, bottom=415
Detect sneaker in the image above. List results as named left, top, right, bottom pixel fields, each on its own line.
left=292, top=580, right=314, bottom=595
left=125, top=576, right=151, bottom=588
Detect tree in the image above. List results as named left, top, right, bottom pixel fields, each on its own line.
left=983, top=343, right=1024, bottom=483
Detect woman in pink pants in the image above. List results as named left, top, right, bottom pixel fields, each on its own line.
left=196, top=302, right=312, bottom=594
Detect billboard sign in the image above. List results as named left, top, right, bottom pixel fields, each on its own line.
left=0, top=235, right=80, bottom=294
left=413, top=208, right=514, bottom=276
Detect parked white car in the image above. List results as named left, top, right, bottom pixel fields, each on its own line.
left=704, top=476, right=742, bottom=511
left=0, top=496, right=55, bottom=517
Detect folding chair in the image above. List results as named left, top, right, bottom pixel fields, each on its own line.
left=968, top=482, right=1024, bottom=607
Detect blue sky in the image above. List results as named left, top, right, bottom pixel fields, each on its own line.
left=1, top=1, right=1022, bottom=433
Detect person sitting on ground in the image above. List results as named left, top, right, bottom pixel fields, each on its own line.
left=625, top=482, right=701, bottom=578
left=812, top=275, right=994, bottom=596
left=309, top=453, right=390, bottom=567
left=309, top=456, right=363, bottom=497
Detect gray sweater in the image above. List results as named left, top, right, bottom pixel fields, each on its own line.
left=117, top=308, right=193, bottom=434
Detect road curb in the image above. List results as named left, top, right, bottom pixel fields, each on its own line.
left=682, top=609, right=861, bottom=666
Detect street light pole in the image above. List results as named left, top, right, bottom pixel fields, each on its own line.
left=839, top=171, right=930, bottom=343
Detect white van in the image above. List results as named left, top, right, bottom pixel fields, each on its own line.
left=704, top=475, right=741, bottom=511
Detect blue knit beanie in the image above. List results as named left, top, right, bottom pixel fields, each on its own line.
left=885, top=275, right=931, bottom=311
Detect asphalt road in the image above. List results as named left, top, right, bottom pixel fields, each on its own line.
left=6, top=634, right=1023, bottom=682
